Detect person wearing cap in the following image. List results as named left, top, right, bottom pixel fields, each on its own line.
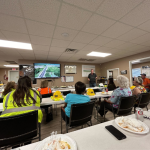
left=132, top=77, right=147, bottom=102
left=141, top=73, right=150, bottom=92
left=88, top=69, right=97, bottom=87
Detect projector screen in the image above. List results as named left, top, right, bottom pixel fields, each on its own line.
left=34, top=63, right=61, bottom=79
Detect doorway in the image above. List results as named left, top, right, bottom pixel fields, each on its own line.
left=107, top=68, right=119, bottom=86
left=8, top=70, right=19, bottom=83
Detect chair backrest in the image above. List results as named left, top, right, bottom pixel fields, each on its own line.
left=138, top=93, right=150, bottom=108
left=0, top=98, right=3, bottom=103
left=69, top=101, right=95, bottom=127
left=0, top=110, right=38, bottom=147
left=42, top=93, right=53, bottom=98
left=62, top=91, right=71, bottom=96
left=93, top=89, right=100, bottom=93
left=117, top=96, right=135, bottom=116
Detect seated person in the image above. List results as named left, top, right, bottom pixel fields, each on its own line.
left=107, top=78, right=116, bottom=91
left=38, top=80, right=52, bottom=95
left=2, top=81, right=15, bottom=97
left=132, top=77, right=146, bottom=104
left=98, top=75, right=132, bottom=117
left=1, top=76, right=43, bottom=123
left=61, top=81, right=90, bottom=122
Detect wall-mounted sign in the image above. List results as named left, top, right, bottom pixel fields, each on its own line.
left=121, top=70, right=127, bottom=74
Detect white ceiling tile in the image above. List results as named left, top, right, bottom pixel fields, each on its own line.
left=30, top=35, right=51, bottom=46
left=97, top=0, right=143, bottom=20
left=102, top=22, right=133, bottom=38
left=20, top=0, right=61, bottom=24
left=81, top=44, right=99, bottom=51
left=73, top=32, right=97, bottom=44
left=68, top=42, right=86, bottom=50
left=141, top=41, right=150, bottom=47
left=96, top=46, right=118, bottom=53
left=32, top=44, right=49, bottom=52
left=0, top=0, right=23, bottom=17
left=130, top=33, right=150, bottom=44
left=1, top=31, right=30, bottom=43
left=115, top=42, right=137, bottom=50
left=126, top=45, right=149, bottom=51
left=60, top=53, right=74, bottom=58
left=82, top=14, right=116, bottom=35
left=50, top=47, right=66, bottom=52
left=53, top=27, right=78, bottom=41
left=116, top=28, right=147, bottom=41
left=34, top=51, right=49, bottom=55
left=0, top=31, right=6, bottom=40
left=48, top=57, right=59, bottom=61
left=104, top=40, right=125, bottom=48
left=57, top=3, right=92, bottom=30
left=0, top=14, right=28, bottom=33
left=120, top=0, right=150, bottom=26
left=26, top=20, right=55, bottom=38
left=138, top=20, right=150, bottom=32
left=51, top=39, right=70, bottom=48
left=63, top=0, right=104, bottom=12
left=89, top=36, right=112, bottom=46
left=48, top=51, right=63, bottom=57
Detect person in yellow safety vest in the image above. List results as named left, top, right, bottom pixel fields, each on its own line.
left=0, top=76, right=43, bottom=123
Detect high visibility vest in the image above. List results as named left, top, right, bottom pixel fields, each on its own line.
left=38, top=87, right=52, bottom=95
left=0, top=89, right=43, bottom=123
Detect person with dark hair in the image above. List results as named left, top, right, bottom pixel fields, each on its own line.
left=61, top=81, right=90, bottom=122
left=2, top=81, right=15, bottom=97
left=107, top=78, right=116, bottom=91
left=1, top=76, right=43, bottom=123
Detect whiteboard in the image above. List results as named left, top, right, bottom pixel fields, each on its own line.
left=82, top=65, right=95, bottom=77
left=66, top=76, right=74, bottom=82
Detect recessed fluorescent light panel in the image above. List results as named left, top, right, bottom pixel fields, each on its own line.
left=132, top=60, right=140, bottom=63
left=87, top=51, right=111, bottom=57
left=0, top=40, right=32, bottom=50
left=4, top=65, right=19, bottom=67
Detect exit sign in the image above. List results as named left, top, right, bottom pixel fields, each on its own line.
left=12, top=68, right=16, bottom=70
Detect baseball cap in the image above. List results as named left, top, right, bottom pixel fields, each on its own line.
left=140, top=73, right=146, bottom=76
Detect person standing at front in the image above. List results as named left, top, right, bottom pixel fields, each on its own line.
left=88, top=69, right=97, bottom=87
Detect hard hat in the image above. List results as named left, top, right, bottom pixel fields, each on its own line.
left=87, top=88, right=95, bottom=96
left=53, top=91, right=63, bottom=99
left=51, top=91, right=64, bottom=101
left=130, top=86, right=135, bottom=90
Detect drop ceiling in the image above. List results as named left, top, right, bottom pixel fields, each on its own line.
left=0, top=0, right=150, bottom=67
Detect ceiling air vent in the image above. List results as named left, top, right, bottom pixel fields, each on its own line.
left=78, top=58, right=96, bottom=62
left=65, top=48, right=79, bottom=54
left=86, top=59, right=95, bottom=61
left=5, top=61, right=17, bottom=64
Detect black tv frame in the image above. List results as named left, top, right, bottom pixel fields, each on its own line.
left=34, top=63, right=61, bottom=79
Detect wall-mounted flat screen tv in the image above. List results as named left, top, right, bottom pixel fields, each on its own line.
left=34, top=63, right=61, bottom=79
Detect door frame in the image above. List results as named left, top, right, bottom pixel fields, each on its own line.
left=107, top=68, right=120, bottom=79
left=8, top=70, right=19, bottom=83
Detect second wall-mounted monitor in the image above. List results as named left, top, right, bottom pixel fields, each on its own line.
left=34, top=63, right=61, bottom=79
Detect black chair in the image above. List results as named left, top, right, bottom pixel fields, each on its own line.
left=62, top=91, right=71, bottom=96
left=0, top=98, right=3, bottom=103
left=134, top=93, right=150, bottom=112
left=61, top=101, right=95, bottom=133
left=0, top=110, right=41, bottom=149
left=40, top=93, right=53, bottom=122
left=104, top=96, right=135, bottom=121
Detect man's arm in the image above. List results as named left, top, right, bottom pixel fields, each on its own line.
left=95, top=74, right=97, bottom=79
left=88, top=74, right=90, bottom=81
left=143, top=79, right=150, bottom=87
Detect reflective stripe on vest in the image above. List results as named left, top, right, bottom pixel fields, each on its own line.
left=2, top=90, right=40, bottom=115
left=48, top=88, right=49, bottom=93
left=1, top=106, right=40, bottom=115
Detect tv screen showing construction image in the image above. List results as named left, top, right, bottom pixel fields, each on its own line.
left=34, top=63, right=61, bottom=79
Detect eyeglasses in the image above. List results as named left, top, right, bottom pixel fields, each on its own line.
left=143, top=115, right=150, bottom=120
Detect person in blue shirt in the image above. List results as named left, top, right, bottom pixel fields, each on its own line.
left=61, top=81, right=90, bottom=123
left=98, top=75, right=132, bottom=117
